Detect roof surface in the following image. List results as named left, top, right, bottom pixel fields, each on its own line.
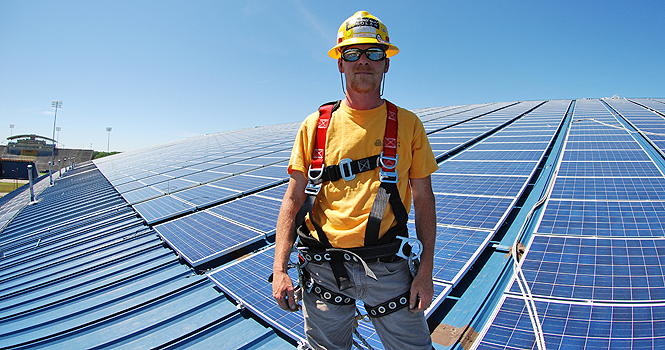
left=1, top=98, right=664, bottom=350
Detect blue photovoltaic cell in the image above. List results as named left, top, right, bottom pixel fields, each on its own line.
left=181, top=170, right=230, bottom=184
left=477, top=296, right=665, bottom=350
left=139, top=174, right=173, bottom=186
left=133, top=195, right=195, bottom=224
left=550, top=177, right=665, bottom=201
left=510, top=235, right=665, bottom=301
left=430, top=194, right=514, bottom=230
left=155, top=211, right=264, bottom=267
left=170, top=184, right=239, bottom=208
left=562, top=150, right=652, bottom=162
left=557, top=161, right=663, bottom=177
left=536, top=200, right=665, bottom=237
left=431, top=174, right=526, bottom=198
left=487, top=136, right=553, bottom=143
left=114, top=180, right=145, bottom=194
left=209, top=163, right=259, bottom=174
left=566, top=141, right=643, bottom=150
left=452, top=150, right=544, bottom=162
left=437, top=161, right=538, bottom=176
left=207, top=195, right=281, bottom=235
left=161, top=167, right=199, bottom=178
left=256, top=183, right=288, bottom=201
left=471, top=142, right=550, bottom=151
left=210, top=174, right=280, bottom=193
left=244, top=165, right=289, bottom=179
left=430, top=225, right=492, bottom=283
left=566, top=134, right=636, bottom=143
left=121, top=186, right=164, bottom=204
left=150, top=178, right=198, bottom=194
left=208, top=246, right=451, bottom=349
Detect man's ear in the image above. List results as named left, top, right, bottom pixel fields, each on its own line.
left=338, top=59, right=344, bottom=73
left=384, top=58, right=390, bottom=73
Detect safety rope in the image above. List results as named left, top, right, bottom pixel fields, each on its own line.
left=506, top=123, right=568, bottom=350
left=353, top=307, right=375, bottom=350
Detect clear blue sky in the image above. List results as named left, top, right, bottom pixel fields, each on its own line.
left=1, top=0, right=663, bottom=152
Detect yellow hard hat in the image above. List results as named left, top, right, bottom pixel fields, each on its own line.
left=328, top=11, right=399, bottom=59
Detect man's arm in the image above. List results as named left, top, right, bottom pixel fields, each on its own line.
left=272, top=170, right=308, bottom=311
left=408, top=175, right=436, bottom=312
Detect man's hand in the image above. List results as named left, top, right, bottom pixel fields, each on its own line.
left=409, top=268, right=434, bottom=312
left=272, top=172, right=308, bottom=312
left=409, top=175, right=436, bottom=313
left=272, top=270, right=300, bottom=312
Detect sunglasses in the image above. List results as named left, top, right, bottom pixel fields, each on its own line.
left=341, top=48, right=386, bottom=62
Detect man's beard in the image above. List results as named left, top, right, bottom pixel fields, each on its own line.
left=348, top=67, right=383, bottom=94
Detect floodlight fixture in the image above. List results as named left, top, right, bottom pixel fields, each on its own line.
left=106, top=127, right=112, bottom=153
left=49, top=100, right=62, bottom=186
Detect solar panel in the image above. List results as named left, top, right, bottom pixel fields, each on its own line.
left=121, top=186, right=163, bottom=205
left=477, top=295, right=665, bottom=349
left=207, top=195, right=282, bottom=235
left=430, top=194, right=514, bottom=230
left=181, top=170, right=231, bottom=184
left=511, top=235, right=665, bottom=301
left=133, top=195, right=195, bottom=224
left=562, top=150, right=652, bottom=162
left=536, top=200, right=665, bottom=237
left=430, top=225, right=493, bottom=284
left=150, top=178, right=198, bottom=194
left=431, top=173, right=527, bottom=198
left=209, top=174, right=283, bottom=193
left=170, top=184, right=240, bottom=208
left=255, top=183, right=289, bottom=201
left=155, top=211, right=265, bottom=267
left=437, top=160, right=539, bottom=176
left=452, top=150, right=545, bottom=162
left=114, top=180, right=145, bottom=194
left=550, top=177, right=665, bottom=201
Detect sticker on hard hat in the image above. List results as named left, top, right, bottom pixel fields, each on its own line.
left=346, top=17, right=380, bottom=31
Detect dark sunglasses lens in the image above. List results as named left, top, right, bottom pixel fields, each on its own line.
left=342, top=49, right=361, bottom=61
left=366, top=49, right=385, bottom=61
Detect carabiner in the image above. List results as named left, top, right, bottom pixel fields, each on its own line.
left=395, top=236, right=422, bottom=260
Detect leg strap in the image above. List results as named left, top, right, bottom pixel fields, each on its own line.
left=364, top=291, right=410, bottom=318
left=308, top=280, right=356, bottom=305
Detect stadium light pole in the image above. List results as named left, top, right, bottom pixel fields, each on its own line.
left=50, top=100, right=62, bottom=186
left=56, top=126, right=61, bottom=146
left=106, top=127, right=112, bottom=154
left=9, top=124, right=14, bottom=137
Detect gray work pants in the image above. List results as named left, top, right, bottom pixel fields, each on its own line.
left=302, top=259, right=432, bottom=350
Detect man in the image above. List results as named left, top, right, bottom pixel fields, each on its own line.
left=272, top=11, right=438, bottom=350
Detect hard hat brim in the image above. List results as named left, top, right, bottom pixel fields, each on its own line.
left=328, top=38, right=399, bottom=59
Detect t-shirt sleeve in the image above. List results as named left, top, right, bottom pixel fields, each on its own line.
left=288, top=112, right=318, bottom=175
left=409, top=115, right=439, bottom=179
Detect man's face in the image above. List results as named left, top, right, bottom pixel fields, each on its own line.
left=338, top=44, right=389, bottom=94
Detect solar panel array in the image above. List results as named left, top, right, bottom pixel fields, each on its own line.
left=475, top=99, right=665, bottom=349
left=204, top=100, right=576, bottom=349
left=90, top=98, right=665, bottom=349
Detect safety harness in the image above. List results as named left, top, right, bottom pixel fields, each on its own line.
left=294, top=100, right=421, bottom=317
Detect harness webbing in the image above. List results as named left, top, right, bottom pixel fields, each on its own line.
left=296, top=100, right=408, bottom=290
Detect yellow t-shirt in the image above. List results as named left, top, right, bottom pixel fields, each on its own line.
left=289, top=101, right=438, bottom=248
